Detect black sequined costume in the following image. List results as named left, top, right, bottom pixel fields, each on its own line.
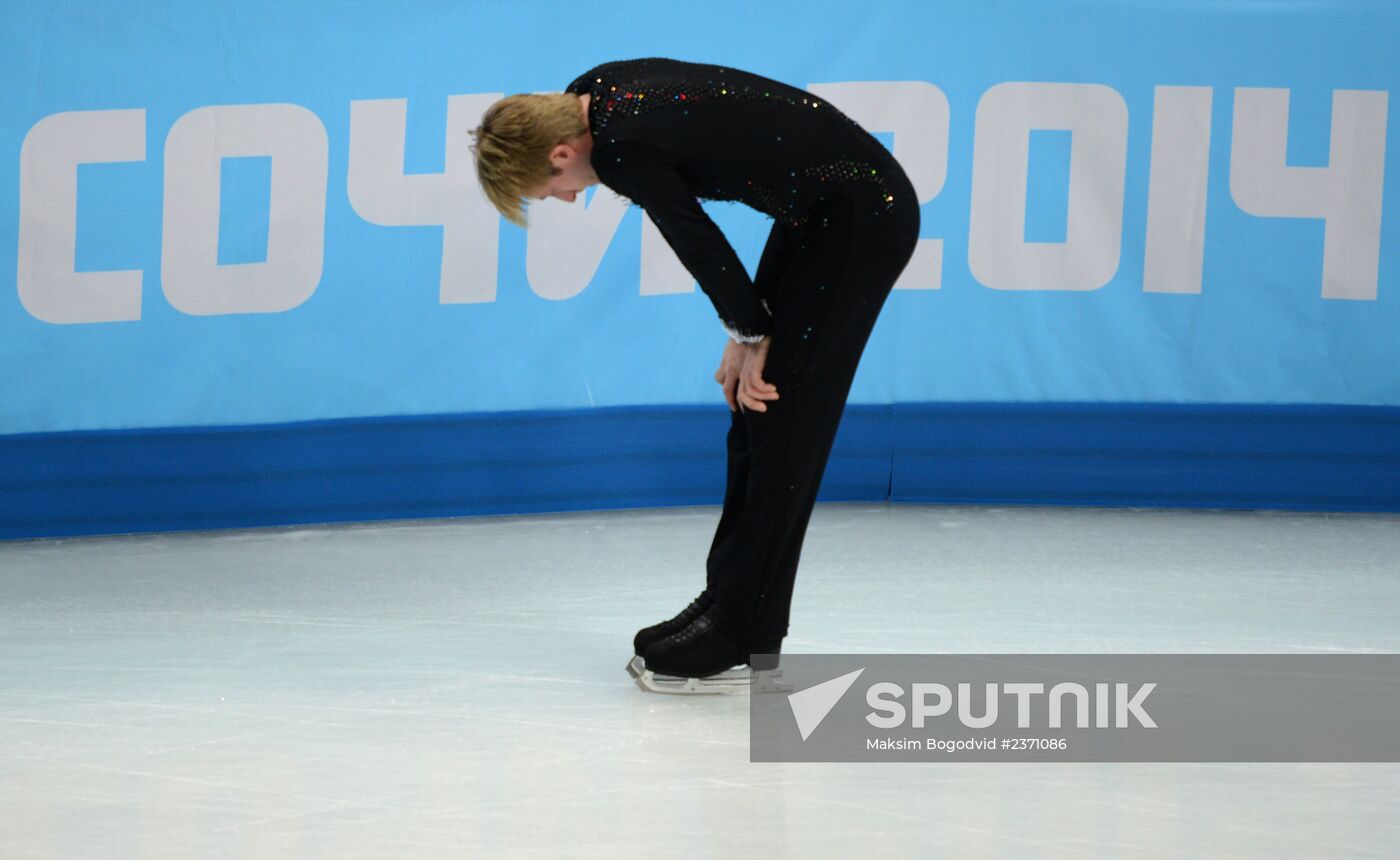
left=564, top=58, right=920, bottom=651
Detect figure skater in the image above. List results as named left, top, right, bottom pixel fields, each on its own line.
left=470, top=58, right=919, bottom=693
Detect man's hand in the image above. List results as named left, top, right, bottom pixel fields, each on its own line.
left=714, top=336, right=779, bottom=412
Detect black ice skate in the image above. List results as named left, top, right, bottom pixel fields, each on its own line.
left=632, top=611, right=782, bottom=695
left=625, top=591, right=714, bottom=680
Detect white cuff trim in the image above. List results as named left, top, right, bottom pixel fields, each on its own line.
left=723, top=323, right=767, bottom=345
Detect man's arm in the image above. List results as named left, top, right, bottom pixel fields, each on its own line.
left=593, top=141, right=772, bottom=342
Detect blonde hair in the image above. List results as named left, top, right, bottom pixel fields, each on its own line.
left=469, top=93, right=588, bottom=228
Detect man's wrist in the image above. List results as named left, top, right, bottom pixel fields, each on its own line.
left=722, top=322, right=767, bottom=345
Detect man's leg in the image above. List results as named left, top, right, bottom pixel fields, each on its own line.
left=705, top=190, right=920, bottom=647
left=704, top=411, right=750, bottom=597
left=704, top=291, right=880, bottom=646
left=704, top=218, right=802, bottom=596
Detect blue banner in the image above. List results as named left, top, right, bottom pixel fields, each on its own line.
left=2, top=0, right=1397, bottom=435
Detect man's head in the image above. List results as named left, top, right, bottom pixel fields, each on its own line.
left=469, top=93, right=597, bottom=227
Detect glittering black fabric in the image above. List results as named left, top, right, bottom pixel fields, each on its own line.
left=565, top=57, right=904, bottom=341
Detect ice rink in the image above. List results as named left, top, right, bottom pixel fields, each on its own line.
left=3, top=502, right=1398, bottom=858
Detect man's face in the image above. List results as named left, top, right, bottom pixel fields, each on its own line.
left=528, top=142, right=592, bottom=203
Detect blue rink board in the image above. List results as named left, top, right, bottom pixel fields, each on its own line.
left=2, top=402, right=1397, bottom=540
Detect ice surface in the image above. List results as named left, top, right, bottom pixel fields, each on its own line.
left=2, top=503, right=1398, bottom=858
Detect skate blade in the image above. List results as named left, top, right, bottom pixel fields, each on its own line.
left=634, top=665, right=752, bottom=695
left=626, top=654, right=645, bottom=680
left=633, top=666, right=788, bottom=695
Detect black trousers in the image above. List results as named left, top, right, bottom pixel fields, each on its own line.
left=704, top=162, right=920, bottom=647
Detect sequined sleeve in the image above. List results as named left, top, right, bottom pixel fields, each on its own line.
left=592, top=140, right=772, bottom=343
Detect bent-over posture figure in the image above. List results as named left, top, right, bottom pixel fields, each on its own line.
left=471, top=57, right=919, bottom=693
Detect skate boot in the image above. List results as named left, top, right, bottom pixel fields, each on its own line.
left=633, top=611, right=783, bottom=695
left=625, top=591, right=713, bottom=680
